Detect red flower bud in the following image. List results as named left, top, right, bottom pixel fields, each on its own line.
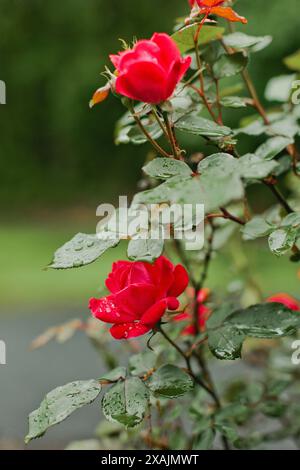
left=174, top=288, right=212, bottom=335
left=89, top=256, right=189, bottom=340
left=109, top=33, right=191, bottom=104
left=267, top=293, right=300, bottom=312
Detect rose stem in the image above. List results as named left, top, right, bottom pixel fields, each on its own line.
left=158, top=325, right=230, bottom=450
left=128, top=102, right=170, bottom=158
left=192, top=14, right=219, bottom=123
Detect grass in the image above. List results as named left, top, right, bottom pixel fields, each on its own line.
left=0, top=223, right=299, bottom=314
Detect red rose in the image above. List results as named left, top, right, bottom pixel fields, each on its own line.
left=267, top=293, right=300, bottom=312
left=109, top=33, right=191, bottom=104
left=89, top=256, right=189, bottom=340
left=188, top=0, right=247, bottom=24
left=174, top=288, right=211, bottom=335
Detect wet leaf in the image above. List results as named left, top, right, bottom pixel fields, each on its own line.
left=143, top=158, right=192, bottom=180
left=101, top=377, right=149, bottom=428
left=223, top=32, right=272, bottom=52
left=147, top=364, right=194, bottom=398
left=25, top=380, right=101, bottom=443
left=127, top=238, right=164, bottom=263
left=49, top=233, right=119, bottom=269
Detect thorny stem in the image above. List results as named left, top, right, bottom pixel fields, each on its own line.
left=264, top=181, right=294, bottom=214
left=151, top=107, right=170, bottom=142
left=219, top=207, right=246, bottom=226
left=128, top=102, right=170, bottom=158
left=192, top=221, right=215, bottom=335
left=161, top=110, right=182, bottom=160
left=158, top=325, right=230, bottom=450
left=214, top=77, right=223, bottom=125
left=197, top=220, right=215, bottom=292
left=192, top=15, right=219, bottom=124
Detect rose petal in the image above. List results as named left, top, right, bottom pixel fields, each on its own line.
left=267, top=294, right=300, bottom=312
left=165, top=56, right=191, bottom=100
left=110, top=322, right=151, bottom=340
left=114, top=284, right=157, bottom=317
left=89, top=296, right=136, bottom=324
left=151, top=33, right=181, bottom=72
left=152, top=256, right=175, bottom=296
left=197, top=288, right=211, bottom=303
left=117, top=40, right=160, bottom=71
left=140, top=299, right=169, bottom=326
left=167, top=264, right=189, bottom=298
left=116, top=61, right=167, bottom=103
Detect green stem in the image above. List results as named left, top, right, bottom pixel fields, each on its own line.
left=128, top=102, right=170, bottom=158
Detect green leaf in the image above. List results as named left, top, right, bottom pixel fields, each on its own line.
left=207, top=303, right=236, bottom=329
left=284, top=49, right=300, bottom=72
left=241, top=217, right=274, bottom=240
left=215, top=423, right=239, bottom=444
left=266, top=379, right=290, bottom=397
left=235, top=119, right=267, bottom=136
left=192, top=428, right=215, bottom=450
left=260, top=401, right=287, bottom=418
left=220, top=96, right=249, bottom=108
left=115, top=120, right=163, bottom=146
left=268, top=227, right=297, bottom=256
left=100, top=367, right=127, bottom=382
left=265, top=74, right=296, bottom=102
left=223, top=32, right=272, bottom=52
left=102, top=377, right=149, bottom=428
left=227, top=303, right=300, bottom=338
left=25, top=380, right=101, bottom=443
left=172, top=24, right=225, bottom=54
left=255, top=136, right=293, bottom=160
left=267, top=115, right=299, bottom=138
left=143, top=158, right=192, bottom=180
left=134, top=169, right=244, bottom=215
left=238, top=153, right=278, bottom=179
left=49, top=233, right=119, bottom=269
left=129, top=351, right=157, bottom=376
left=215, top=403, right=250, bottom=425
left=175, top=115, right=232, bottom=138
left=212, top=52, right=248, bottom=79
left=127, top=238, right=164, bottom=263
left=198, top=152, right=237, bottom=176
left=127, top=121, right=163, bottom=145
left=208, top=325, right=245, bottom=360
left=281, top=212, right=300, bottom=228
left=147, top=364, right=194, bottom=398
left=197, top=153, right=244, bottom=210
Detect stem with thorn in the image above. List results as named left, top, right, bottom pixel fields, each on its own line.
left=157, top=325, right=230, bottom=450
left=128, top=102, right=170, bottom=158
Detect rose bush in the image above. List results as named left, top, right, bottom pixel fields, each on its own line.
left=26, top=0, right=300, bottom=451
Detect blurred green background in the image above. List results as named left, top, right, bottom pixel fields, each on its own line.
left=0, top=0, right=299, bottom=310
left=1, top=0, right=300, bottom=450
